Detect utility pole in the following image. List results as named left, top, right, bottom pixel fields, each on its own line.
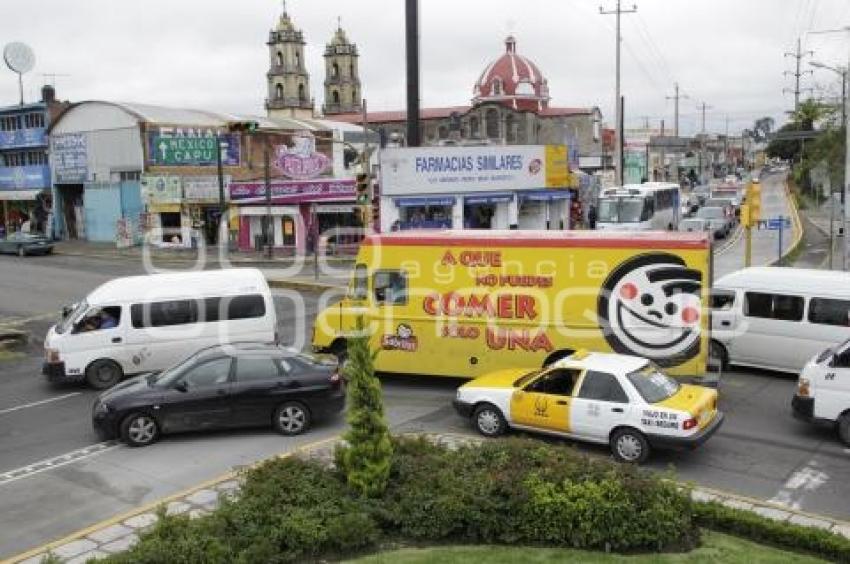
left=600, top=0, right=637, bottom=186
left=263, top=140, right=272, bottom=259
left=215, top=134, right=228, bottom=247
left=666, top=82, right=688, bottom=137
left=784, top=37, right=814, bottom=112
left=361, top=98, right=372, bottom=232
left=697, top=102, right=712, bottom=184
left=405, top=0, right=421, bottom=147
left=660, top=119, right=666, bottom=181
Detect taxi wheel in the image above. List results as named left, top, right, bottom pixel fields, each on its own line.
left=837, top=413, right=850, bottom=447
left=611, top=428, right=650, bottom=464
left=472, top=403, right=507, bottom=437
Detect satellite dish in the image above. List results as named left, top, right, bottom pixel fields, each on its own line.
left=4, top=42, right=35, bottom=74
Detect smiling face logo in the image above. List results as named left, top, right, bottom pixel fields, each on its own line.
left=597, top=253, right=703, bottom=367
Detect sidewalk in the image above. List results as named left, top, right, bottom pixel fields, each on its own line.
left=8, top=432, right=850, bottom=563
left=797, top=196, right=844, bottom=270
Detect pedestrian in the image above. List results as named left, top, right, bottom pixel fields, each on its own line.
left=588, top=204, right=597, bottom=230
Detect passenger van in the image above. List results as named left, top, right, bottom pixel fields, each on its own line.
left=313, top=230, right=712, bottom=379
left=793, top=337, right=850, bottom=446
left=711, top=268, right=850, bottom=374
left=43, top=269, right=277, bottom=389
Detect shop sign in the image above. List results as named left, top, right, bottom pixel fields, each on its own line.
left=183, top=175, right=230, bottom=202
left=272, top=131, right=332, bottom=180
left=229, top=178, right=354, bottom=204
left=0, top=127, right=46, bottom=149
left=147, top=132, right=240, bottom=166
left=141, top=175, right=182, bottom=204
left=51, top=133, right=88, bottom=183
left=380, top=145, right=573, bottom=196
left=0, top=165, right=50, bottom=190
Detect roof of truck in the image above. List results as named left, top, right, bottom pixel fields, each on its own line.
left=363, top=230, right=709, bottom=250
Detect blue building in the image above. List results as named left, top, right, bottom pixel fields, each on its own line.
left=0, top=85, right=68, bottom=237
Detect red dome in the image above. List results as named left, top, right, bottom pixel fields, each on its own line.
left=473, top=36, right=550, bottom=112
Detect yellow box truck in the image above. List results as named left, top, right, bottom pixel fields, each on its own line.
left=313, top=230, right=712, bottom=378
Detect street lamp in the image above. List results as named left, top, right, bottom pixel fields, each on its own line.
left=810, top=60, right=847, bottom=269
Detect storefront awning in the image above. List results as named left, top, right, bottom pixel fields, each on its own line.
left=464, top=193, right=514, bottom=205
left=519, top=190, right=572, bottom=202
left=394, top=196, right=456, bottom=207
left=0, top=189, right=46, bottom=201
left=148, top=204, right=182, bottom=213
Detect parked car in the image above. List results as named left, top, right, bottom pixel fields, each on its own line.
left=679, top=218, right=711, bottom=233
left=453, top=350, right=723, bottom=464
left=793, top=337, right=850, bottom=446
left=711, top=267, right=850, bottom=374
left=0, top=232, right=54, bottom=256
left=92, top=343, right=344, bottom=446
left=44, top=268, right=277, bottom=389
left=696, top=207, right=731, bottom=239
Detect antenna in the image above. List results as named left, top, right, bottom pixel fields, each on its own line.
left=3, top=42, right=36, bottom=105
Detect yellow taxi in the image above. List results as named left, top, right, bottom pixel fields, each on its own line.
left=452, top=350, right=723, bottom=463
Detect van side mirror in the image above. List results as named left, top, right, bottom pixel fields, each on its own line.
left=61, top=303, right=77, bottom=318
left=174, top=381, right=189, bottom=393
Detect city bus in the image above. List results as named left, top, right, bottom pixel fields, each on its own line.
left=596, top=182, right=681, bottom=231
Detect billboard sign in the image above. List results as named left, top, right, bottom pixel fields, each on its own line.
left=0, top=127, right=46, bottom=149
left=229, top=179, right=354, bottom=205
left=51, top=133, right=88, bottom=183
left=141, top=175, right=182, bottom=204
left=0, top=165, right=50, bottom=190
left=379, top=145, right=571, bottom=196
left=147, top=132, right=241, bottom=166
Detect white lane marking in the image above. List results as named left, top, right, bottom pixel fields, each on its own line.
left=0, top=441, right=121, bottom=486
left=768, top=462, right=829, bottom=510
left=0, top=392, right=82, bottom=416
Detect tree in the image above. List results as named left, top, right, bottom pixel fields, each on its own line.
left=334, top=317, right=393, bottom=497
left=752, top=116, right=775, bottom=143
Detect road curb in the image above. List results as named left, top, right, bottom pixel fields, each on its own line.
left=769, top=179, right=804, bottom=267
left=51, top=247, right=355, bottom=267
left=3, top=435, right=340, bottom=564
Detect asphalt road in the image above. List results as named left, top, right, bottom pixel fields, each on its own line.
left=2, top=202, right=849, bottom=558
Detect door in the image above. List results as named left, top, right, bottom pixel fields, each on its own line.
left=569, top=370, right=632, bottom=442
left=509, top=368, right=579, bottom=433
left=158, top=356, right=233, bottom=433
left=710, top=289, right=738, bottom=344
left=65, top=305, right=126, bottom=375
left=229, top=356, right=291, bottom=427
left=734, top=291, right=805, bottom=369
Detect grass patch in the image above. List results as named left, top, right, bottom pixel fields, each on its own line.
left=347, top=530, right=827, bottom=563
left=0, top=347, right=24, bottom=362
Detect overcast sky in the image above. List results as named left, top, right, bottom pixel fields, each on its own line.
left=1, top=0, right=848, bottom=136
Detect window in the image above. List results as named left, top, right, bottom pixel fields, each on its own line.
left=492, top=78, right=502, bottom=95
left=298, top=83, right=306, bottom=102
left=131, top=300, right=196, bottom=328
left=225, top=295, right=266, bottom=320
left=350, top=264, right=368, bottom=301
left=834, top=344, right=850, bottom=368
left=711, top=290, right=735, bottom=310
left=744, top=292, right=803, bottom=321
left=275, top=84, right=284, bottom=100
left=276, top=51, right=283, bottom=67
left=180, top=357, right=232, bottom=387
left=73, top=306, right=122, bottom=333
left=24, top=113, right=44, bottom=128
left=27, top=151, right=47, bottom=165
left=373, top=270, right=407, bottom=305
left=470, top=116, right=480, bottom=137
left=578, top=371, right=629, bottom=403
left=526, top=368, right=579, bottom=396
left=332, top=90, right=340, bottom=104
left=332, top=62, right=339, bottom=78
left=235, top=357, right=282, bottom=382
left=295, top=51, right=301, bottom=69
left=808, top=298, right=850, bottom=327
left=485, top=109, right=500, bottom=139
left=119, top=171, right=141, bottom=181
left=627, top=366, right=680, bottom=403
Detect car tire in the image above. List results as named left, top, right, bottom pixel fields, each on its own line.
left=709, top=340, right=728, bottom=371
left=86, top=359, right=123, bottom=390
left=273, top=401, right=311, bottom=436
left=837, top=413, right=850, bottom=447
left=610, top=427, right=650, bottom=464
left=120, top=412, right=160, bottom=447
left=472, top=403, right=507, bottom=437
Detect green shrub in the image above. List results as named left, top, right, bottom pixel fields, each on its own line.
left=694, top=501, right=850, bottom=562
left=335, top=318, right=393, bottom=498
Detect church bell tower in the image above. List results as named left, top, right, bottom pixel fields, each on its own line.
left=322, top=21, right=362, bottom=115
left=266, top=2, right=314, bottom=120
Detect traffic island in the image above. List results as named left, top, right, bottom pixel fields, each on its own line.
left=10, top=433, right=850, bottom=563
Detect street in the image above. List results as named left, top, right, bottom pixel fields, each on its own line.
left=1, top=219, right=849, bottom=558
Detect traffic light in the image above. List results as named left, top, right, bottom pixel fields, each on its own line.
left=747, top=181, right=761, bottom=224
left=355, top=173, right=370, bottom=205
left=227, top=121, right=259, bottom=132
left=371, top=182, right=380, bottom=231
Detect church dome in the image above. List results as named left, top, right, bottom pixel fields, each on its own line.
left=473, top=36, right=550, bottom=112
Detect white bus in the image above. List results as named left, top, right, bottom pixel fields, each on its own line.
left=596, top=183, right=681, bottom=231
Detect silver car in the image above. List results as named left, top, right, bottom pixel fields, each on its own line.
left=696, top=207, right=731, bottom=239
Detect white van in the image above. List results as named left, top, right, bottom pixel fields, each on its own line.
left=711, top=267, right=850, bottom=374
left=43, top=269, right=277, bottom=389
left=793, top=338, right=850, bottom=446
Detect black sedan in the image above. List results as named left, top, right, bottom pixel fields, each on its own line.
left=0, top=232, right=54, bottom=256
left=92, top=343, right=345, bottom=447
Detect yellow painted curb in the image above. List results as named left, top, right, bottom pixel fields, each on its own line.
left=3, top=434, right=340, bottom=564
left=779, top=178, right=805, bottom=263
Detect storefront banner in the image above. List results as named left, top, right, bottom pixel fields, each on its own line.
left=183, top=175, right=231, bottom=202
left=380, top=145, right=571, bottom=195
left=52, top=133, right=88, bottom=183
left=0, top=127, right=46, bottom=149
left=464, top=193, right=514, bottom=205
left=0, top=165, right=50, bottom=190
left=147, top=132, right=241, bottom=166
left=141, top=175, right=182, bottom=205
left=229, top=179, right=354, bottom=204
left=272, top=131, right=332, bottom=180
left=394, top=196, right=456, bottom=207
left=519, top=190, right=572, bottom=202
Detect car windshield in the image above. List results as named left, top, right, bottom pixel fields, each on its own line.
left=56, top=300, right=89, bottom=335
left=597, top=197, right=645, bottom=223
left=627, top=364, right=681, bottom=403
left=513, top=368, right=544, bottom=388
left=697, top=207, right=725, bottom=220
